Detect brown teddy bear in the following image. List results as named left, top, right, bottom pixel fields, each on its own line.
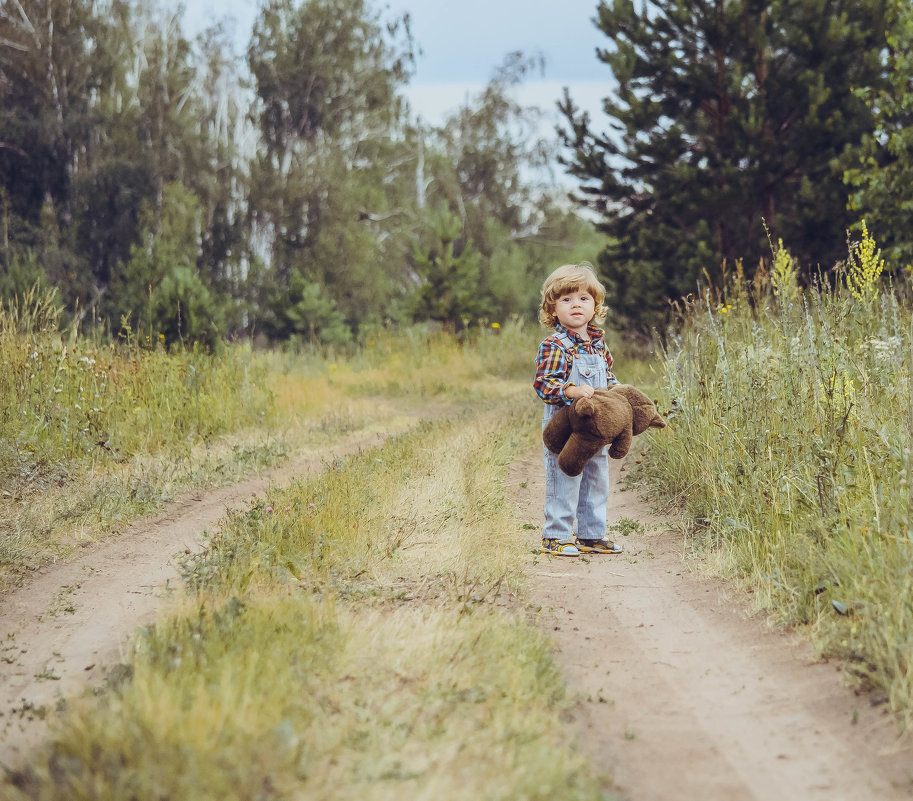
left=543, top=384, right=666, bottom=477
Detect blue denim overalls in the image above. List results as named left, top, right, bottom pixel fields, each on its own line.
left=542, top=332, right=611, bottom=542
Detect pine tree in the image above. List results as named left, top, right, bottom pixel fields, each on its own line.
left=560, top=0, right=890, bottom=327
left=844, top=0, right=913, bottom=269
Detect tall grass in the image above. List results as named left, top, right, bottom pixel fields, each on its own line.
left=5, top=399, right=607, bottom=800
left=0, top=289, right=277, bottom=588
left=262, top=317, right=539, bottom=405
left=0, top=308, right=545, bottom=591
left=644, top=234, right=913, bottom=724
left=0, top=288, right=273, bottom=493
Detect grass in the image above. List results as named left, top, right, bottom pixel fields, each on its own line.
left=11, top=599, right=598, bottom=800
left=641, top=233, right=913, bottom=726
left=0, top=289, right=274, bottom=484
left=0, top=308, right=541, bottom=592
left=0, top=306, right=277, bottom=589
left=0, top=302, right=651, bottom=797
left=4, top=398, right=607, bottom=801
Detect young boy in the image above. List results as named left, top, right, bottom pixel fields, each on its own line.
left=534, top=262, right=621, bottom=557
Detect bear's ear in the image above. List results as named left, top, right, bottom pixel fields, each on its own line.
left=576, top=397, right=597, bottom=416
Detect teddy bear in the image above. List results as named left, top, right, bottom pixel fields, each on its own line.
left=542, top=384, right=666, bottom=477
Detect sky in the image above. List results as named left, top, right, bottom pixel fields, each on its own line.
left=181, top=0, right=615, bottom=135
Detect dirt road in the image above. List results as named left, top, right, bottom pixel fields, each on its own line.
left=511, top=448, right=913, bottom=801
left=2, top=436, right=913, bottom=799
left=0, top=433, right=389, bottom=767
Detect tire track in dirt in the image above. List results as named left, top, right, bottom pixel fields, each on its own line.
left=510, top=448, right=913, bottom=801
left=0, top=430, right=392, bottom=769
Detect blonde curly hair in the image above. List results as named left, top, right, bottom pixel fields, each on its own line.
left=538, top=261, right=608, bottom=328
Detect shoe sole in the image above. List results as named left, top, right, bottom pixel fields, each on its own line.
left=540, top=547, right=580, bottom=557
left=576, top=544, right=622, bottom=554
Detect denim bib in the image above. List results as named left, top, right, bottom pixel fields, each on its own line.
left=542, top=332, right=609, bottom=423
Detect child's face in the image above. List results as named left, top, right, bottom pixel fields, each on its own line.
left=554, top=288, right=596, bottom=334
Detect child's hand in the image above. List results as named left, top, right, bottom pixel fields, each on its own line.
left=565, top=384, right=595, bottom=400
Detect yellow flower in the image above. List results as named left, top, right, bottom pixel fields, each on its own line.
left=846, top=220, right=884, bottom=302
left=771, top=240, right=799, bottom=300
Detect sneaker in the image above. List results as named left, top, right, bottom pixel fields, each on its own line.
left=575, top=537, right=623, bottom=554
left=540, top=539, right=580, bottom=557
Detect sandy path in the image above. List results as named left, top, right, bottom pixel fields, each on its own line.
left=0, top=432, right=389, bottom=767
left=510, top=448, right=913, bottom=801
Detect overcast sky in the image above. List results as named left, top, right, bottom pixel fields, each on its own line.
left=182, top=0, right=614, bottom=131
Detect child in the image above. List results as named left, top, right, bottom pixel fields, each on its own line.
left=533, top=261, right=621, bottom=557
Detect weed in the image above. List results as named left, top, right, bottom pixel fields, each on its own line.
left=609, top=517, right=646, bottom=537
left=846, top=220, right=885, bottom=303
left=643, top=225, right=913, bottom=727
left=33, top=666, right=60, bottom=682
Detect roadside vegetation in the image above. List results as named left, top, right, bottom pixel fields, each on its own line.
left=644, top=226, right=913, bottom=726
left=2, top=315, right=615, bottom=800
left=0, top=293, right=547, bottom=594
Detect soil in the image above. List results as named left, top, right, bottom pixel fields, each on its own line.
left=0, top=432, right=388, bottom=767
left=511, top=449, right=913, bottom=801
left=3, top=435, right=913, bottom=800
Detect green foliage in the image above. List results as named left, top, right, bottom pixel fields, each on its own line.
left=114, top=182, right=224, bottom=348
left=0, top=287, right=270, bottom=498
left=249, top=0, right=411, bottom=149
left=561, top=0, right=890, bottom=328
left=149, top=266, right=225, bottom=350
left=419, top=54, right=577, bottom=325
left=0, top=0, right=581, bottom=345
left=283, top=270, right=352, bottom=347
left=0, top=0, right=108, bottom=225
left=644, top=225, right=913, bottom=720
left=844, top=1, right=913, bottom=268
left=410, top=207, right=484, bottom=329
left=247, top=0, right=415, bottom=337
left=0, top=251, right=50, bottom=306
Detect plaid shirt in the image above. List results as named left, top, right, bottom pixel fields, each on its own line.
left=534, top=323, right=616, bottom=405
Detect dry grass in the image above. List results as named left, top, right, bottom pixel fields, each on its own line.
left=4, top=351, right=609, bottom=799
left=12, top=594, right=596, bottom=801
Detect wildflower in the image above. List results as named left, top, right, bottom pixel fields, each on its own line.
left=491, top=322, right=501, bottom=329
left=866, top=336, right=903, bottom=362
left=846, top=220, right=884, bottom=302
left=770, top=240, right=799, bottom=300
